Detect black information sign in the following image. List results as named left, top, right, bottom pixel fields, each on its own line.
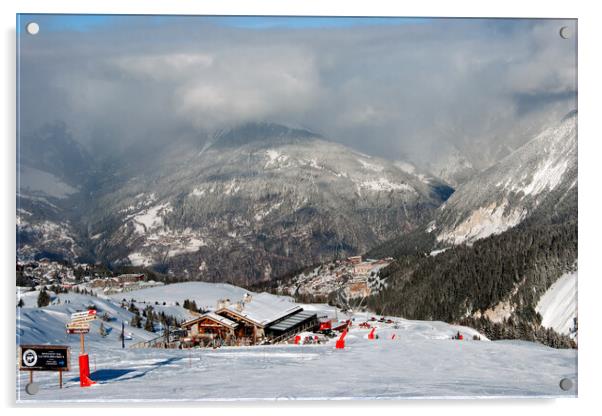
left=19, top=345, right=70, bottom=372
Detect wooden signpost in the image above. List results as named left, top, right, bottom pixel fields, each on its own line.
left=66, top=325, right=90, bottom=334
left=66, top=310, right=97, bottom=387
left=68, top=310, right=96, bottom=353
left=18, top=344, right=70, bottom=389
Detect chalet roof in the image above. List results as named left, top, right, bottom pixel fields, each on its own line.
left=217, top=293, right=302, bottom=327
left=182, top=312, right=239, bottom=330
left=267, top=310, right=317, bottom=332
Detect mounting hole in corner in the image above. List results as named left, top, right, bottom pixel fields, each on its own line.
left=26, top=22, right=40, bottom=35
left=559, top=378, right=573, bottom=391
left=559, top=26, right=571, bottom=39
left=25, top=382, right=39, bottom=395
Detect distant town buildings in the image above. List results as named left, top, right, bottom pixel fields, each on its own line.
left=277, top=256, right=393, bottom=300
left=16, top=260, right=162, bottom=294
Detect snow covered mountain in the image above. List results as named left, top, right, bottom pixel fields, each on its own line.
left=429, top=111, right=577, bottom=246
left=18, top=122, right=453, bottom=283
left=17, top=122, right=94, bottom=262
left=367, top=111, right=578, bottom=344
left=86, top=122, right=452, bottom=282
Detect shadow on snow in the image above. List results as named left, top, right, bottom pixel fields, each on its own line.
left=70, top=357, right=184, bottom=384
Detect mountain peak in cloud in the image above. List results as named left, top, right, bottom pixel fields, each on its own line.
left=210, top=122, right=322, bottom=149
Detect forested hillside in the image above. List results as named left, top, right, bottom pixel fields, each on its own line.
left=367, top=186, right=577, bottom=348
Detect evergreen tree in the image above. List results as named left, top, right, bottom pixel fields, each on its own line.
left=17, top=298, right=25, bottom=308
left=37, top=288, right=50, bottom=307
left=144, top=315, right=155, bottom=332
left=183, top=299, right=199, bottom=312
left=128, top=301, right=138, bottom=314
left=130, top=313, right=142, bottom=328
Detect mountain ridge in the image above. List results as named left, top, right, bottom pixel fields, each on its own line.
left=17, top=121, right=453, bottom=284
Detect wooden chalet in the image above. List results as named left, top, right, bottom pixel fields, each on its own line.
left=215, top=300, right=301, bottom=344
left=180, top=312, right=239, bottom=347
left=180, top=293, right=319, bottom=347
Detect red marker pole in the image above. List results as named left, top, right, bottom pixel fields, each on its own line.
left=335, top=329, right=348, bottom=349
left=76, top=311, right=97, bottom=388
left=368, top=328, right=376, bottom=340
left=79, top=354, right=95, bottom=387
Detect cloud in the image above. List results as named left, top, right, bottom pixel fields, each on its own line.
left=18, top=16, right=577, bottom=170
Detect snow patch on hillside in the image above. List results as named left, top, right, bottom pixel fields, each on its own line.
left=224, top=179, right=241, bottom=195
left=128, top=251, right=154, bottom=267
left=132, top=202, right=173, bottom=235
left=305, top=158, right=321, bottom=169
left=265, top=149, right=290, bottom=168
left=359, top=178, right=415, bottom=193
left=358, top=158, right=384, bottom=172
left=190, top=188, right=205, bottom=197
left=128, top=228, right=207, bottom=266
left=166, top=237, right=206, bottom=257
left=520, top=159, right=568, bottom=197
left=536, top=271, right=577, bottom=335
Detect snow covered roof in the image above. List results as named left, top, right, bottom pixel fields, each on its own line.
left=217, top=293, right=302, bottom=327
left=182, top=312, right=239, bottom=329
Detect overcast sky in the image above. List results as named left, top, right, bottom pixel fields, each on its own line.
left=17, top=15, right=577, bottom=168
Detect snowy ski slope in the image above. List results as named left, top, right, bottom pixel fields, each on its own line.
left=536, top=271, right=578, bottom=335
left=16, top=283, right=577, bottom=401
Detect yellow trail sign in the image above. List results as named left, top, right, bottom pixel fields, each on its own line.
left=66, top=323, right=90, bottom=330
